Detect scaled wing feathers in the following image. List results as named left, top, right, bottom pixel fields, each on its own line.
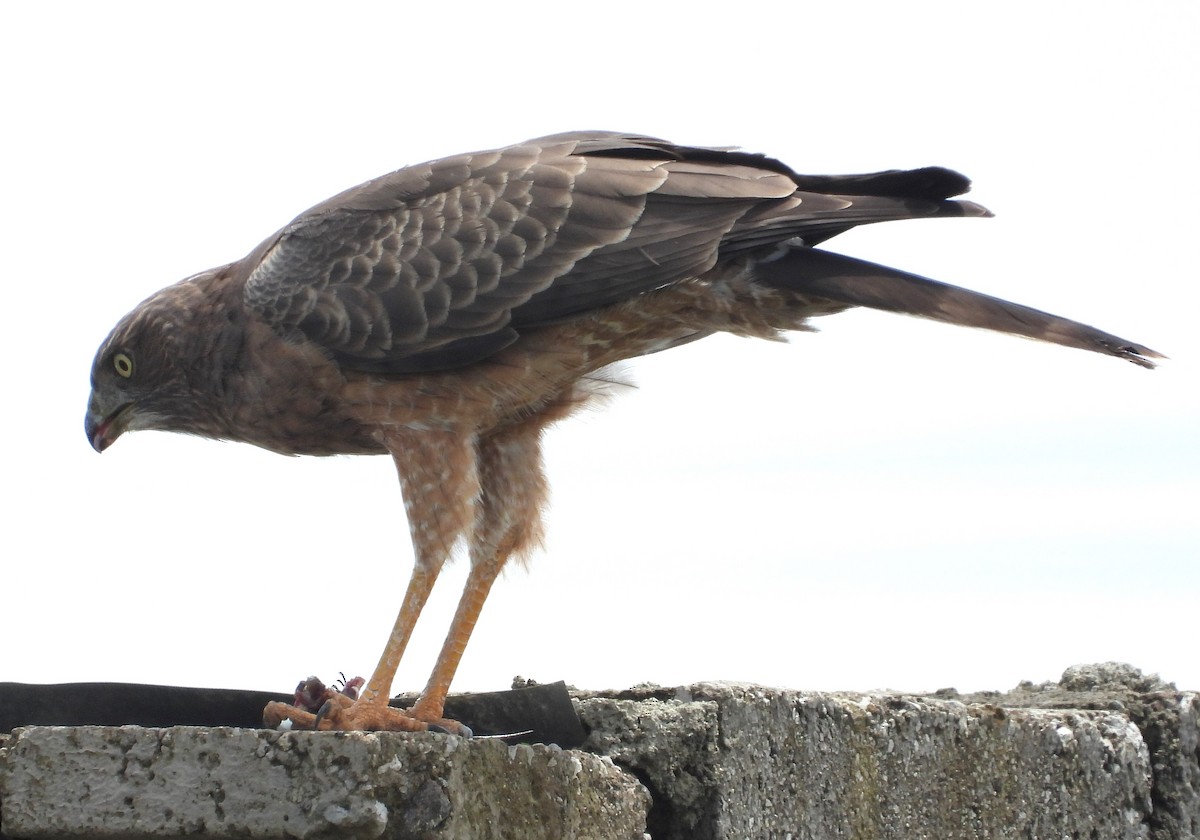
left=241, top=132, right=990, bottom=374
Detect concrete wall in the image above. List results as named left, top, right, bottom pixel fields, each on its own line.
left=1, top=663, right=1196, bottom=839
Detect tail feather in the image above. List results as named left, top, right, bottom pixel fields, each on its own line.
left=756, top=247, right=1162, bottom=368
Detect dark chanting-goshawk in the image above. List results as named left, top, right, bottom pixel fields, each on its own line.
left=86, top=131, right=1159, bottom=733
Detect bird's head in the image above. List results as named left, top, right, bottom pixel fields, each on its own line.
left=85, top=276, right=228, bottom=452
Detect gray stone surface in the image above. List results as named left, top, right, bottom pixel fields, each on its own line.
left=953, top=662, right=1200, bottom=840
left=577, top=667, right=1197, bottom=840
left=0, top=726, right=649, bottom=839
left=2, top=664, right=1196, bottom=840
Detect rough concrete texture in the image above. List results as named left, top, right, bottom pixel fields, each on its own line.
left=576, top=663, right=1198, bottom=840
left=2, top=664, right=1195, bottom=840
left=0, top=726, right=649, bottom=839
left=953, top=662, right=1200, bottom=840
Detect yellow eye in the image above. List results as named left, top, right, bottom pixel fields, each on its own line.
left=113, top=352, right=134, bottom=379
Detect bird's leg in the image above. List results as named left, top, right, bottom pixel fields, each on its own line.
left=356, top=563, right=440, bottom=706
left=406, top=421, right=550, bottom=728
left=263, top=427, right=479, bottom=732
left=404, top=553, right=504, bottom=732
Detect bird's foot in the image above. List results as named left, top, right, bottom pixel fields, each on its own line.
left=263, top=692, right=472, bottom=736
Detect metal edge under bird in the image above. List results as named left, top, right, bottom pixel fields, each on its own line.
left=86, top=131, right=1160, bottom=734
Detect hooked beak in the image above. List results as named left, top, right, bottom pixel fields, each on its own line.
left=85, top=401, right=134, bottom=453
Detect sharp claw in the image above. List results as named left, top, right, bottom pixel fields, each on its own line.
left=313, top=699, right=333, bottom=730
left=427, top=721, right=473, bottom=738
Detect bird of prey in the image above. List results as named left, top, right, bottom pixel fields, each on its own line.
left=86, top=131, right=1159, bottom=734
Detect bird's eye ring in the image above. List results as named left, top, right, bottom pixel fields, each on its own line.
left=113, top=352, right=134, bottom=379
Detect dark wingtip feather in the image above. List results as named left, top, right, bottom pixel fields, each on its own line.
left=897, top=166, right=974, bottom=200
left=790, top=166, right=979, bottom=202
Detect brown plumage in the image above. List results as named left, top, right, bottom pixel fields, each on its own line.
left=85, top=131, right=1159, bottom=733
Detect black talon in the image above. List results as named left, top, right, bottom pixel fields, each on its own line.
left=313, top=699, right=333, bottom=731
left=427, top=722, right=473, bottom=738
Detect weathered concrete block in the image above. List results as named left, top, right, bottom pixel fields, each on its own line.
left=579, top=683, right=1156, bottom=840
left=1137, top=692, right=1200, bottom=840
left=956, top=663, right=1200, bottom=840
left=0, top=726, right=649, bottom=839
left=2, top=665, right=1195, bottom=840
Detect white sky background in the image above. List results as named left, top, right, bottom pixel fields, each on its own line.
left=3, top=2, right=1197, bottom=701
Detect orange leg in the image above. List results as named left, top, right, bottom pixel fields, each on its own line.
left=405, top=556, right=503, bottom=729
left=358, top=563, right=438, bottom=705
left=263, top=418, right=554, bottom=734
left=406, top=421, right=551, bottom=726
left=264, top=428, right=480, bottom=733
left=263, top=559, right=446, bottom=731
